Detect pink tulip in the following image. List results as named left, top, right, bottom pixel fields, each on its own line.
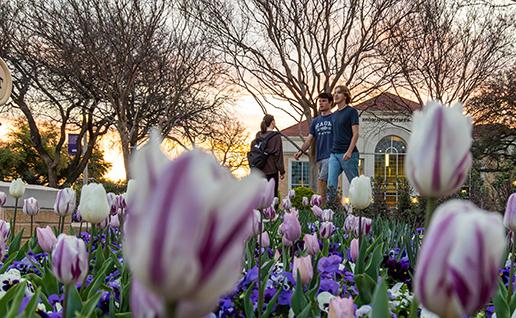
left=36, top=226, right=57, bottom=252
left=303, top=233, right=320, bottom=256
left=23, top=197, right=39, bottom=216
left=124, top=134, right=264, bottom=315
left=52, top=234, right=88, bottom=285
left=350, top=239, right=359, bottom=262
left=257, top=179, right=275, bottom=210
left=282, top=236, right=293, bottom=247
left=293, top=255, right=313, bottom=285
left=414, top=200, right=505, bottom=317
left=0, top=192, right=6, bottom=207
left=503, top=193, right=516, bottom=232
left=329, top=297, right=355, bottom=318
left=312, top=205, right=323, bottom=219
left=251, top=210, right=261, bottom=237
left=279, top=212, right=301, bottom=243
left=260, top=231, right=270, bottom=248
left=319, top=221, right=334, bottom=239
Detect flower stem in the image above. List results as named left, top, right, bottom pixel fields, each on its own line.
left=30, top=215, right=34, bottom=237
left=424, top=198, right=437, bottom=229
left=88, top=224, right=95, bottom=256
left=508, top=236, right=516, bottom=306
left=257, top=211, right=264, bottom=318
left=165, top=301, right=177, bottom=318
left=63, top=284, right=71, bottom=318
left=11, top=198, right=19, bottom=240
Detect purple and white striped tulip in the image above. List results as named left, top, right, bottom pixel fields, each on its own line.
left=257, top=179, right=275, bottom=210
left=263, top=205, right=276, bottom=220
left=354, top=217, right=372, bottom=237
left=124, top=131, right=264, bottom=313
left=503, top=193, right=516, bottom=232
left=288, top=189, right=296, bottom=199
left=23, top=197, right=39, bottom=216
left=406, top=101, right=472, bottom=198
left=281, top=198, right=292, bottom=210
left=54, top=188, right=76, bottom=217
left=107, top=192, right=118, bottom=216
left=310, top=194, right=322, bottom=207
left=0, top=220, right=10, bottom=240
left=0, top=192, right=6, bottom=207
left=78, top=183, right=110, bottom=224
left=279, top=211, right=301, bottom=243
left=344, top=214, right=357, bottom=233
left=304, top=233, right=320, bottom=256
left=312, top=205, right=323, bottom=219
left=51, top=234, right=88, bottom=285
left=110, top=215, right=120, bottom=228
left=414, top=200, right=505, bottom=317
left=321, top=209, right=334, bottom=222
left=36, top=226, right=57, bottom=252
left=116, top=195, right=127, bottom=212
left=302, top=196, right=309, bottom=207
left=320, top=221, right=334, bottom=239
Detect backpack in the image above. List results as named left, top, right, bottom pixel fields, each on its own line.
left=247, top=132, right=279, bottom=169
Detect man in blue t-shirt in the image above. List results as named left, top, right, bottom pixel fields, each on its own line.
left=294, top=93, right=334, bottom=205
left=327, top=85, right=359, bottom=205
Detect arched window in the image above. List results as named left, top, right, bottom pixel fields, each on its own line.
left=374, top=135, right=407, bottom=206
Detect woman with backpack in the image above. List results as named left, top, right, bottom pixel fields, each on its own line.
left=249, top=114, right=285, bottom=198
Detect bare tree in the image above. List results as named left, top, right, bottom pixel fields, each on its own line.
left=0, top=0, right=113, bottom=187
left=377, top=0, right=515, bottom=105
left=207, top=116, right=250, bottom=173
left=184, top=0, right=411, bottom=188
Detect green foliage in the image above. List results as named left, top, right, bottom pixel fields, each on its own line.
left=291, top=186, right=314, bottom=209
left=0, top=120, right=111, bottom=186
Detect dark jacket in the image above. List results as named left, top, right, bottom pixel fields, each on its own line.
left=251, top=131, right=285, bottom=176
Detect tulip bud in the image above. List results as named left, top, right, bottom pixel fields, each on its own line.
left=259, top=231, right=270, bottom=248
left=0, top=220, right=10, bottom=240
left=52, top=234, right=88, bottom=285
left=124, top=136, right=263, bottom=313
left=302, top=196, right=309, bottom=207
left=350, top=239, right=359, bottom=262
left=344, top=214, right=357, bottom=233
left=263, top=205, right=276, bottom=220
left=321, top=209, right=334, bottom=222
left=0, top=192, right=6, bottom=207
left=319, top=221, right=334, bottom=239
left=116, top=195, right=127, bottom=212
left=414, top=200, right=505, bottom=317
left=288, top=189, right=296, bottom=199
left=329, top=297, right=354, bottom=318
left=257, top=179, right=275, bottom=210
left=282, top=198, right=292, bottom=210
left=304, top=233, right=320, bottom=256
left=293, top=255, right=313, bottom=285
left=279, top=212, right=301, bottom=243
left=310, top=194, right=322, bottom=207
left=406, top=101, right=472, bottom=198
left=354, top=217, right=372, bottom=236
left=503, top=193, right=516, bottom=232
left=23, top=197, right=39, bottom=216
left=78, top=183, right=110, bottom=224
left=110, top=215, right=120, bottom=228
left=273, top=197, right=279, bottom=206
left=282, top=236, right=293, bottom=247
left=349, top=176, right=373, bottom=210
left=107, top=192, right=118, bottom=216
left=36, top=226, right=57, bottom=252
left=251, top=210, right=261, bottom=237
left=9, top=178, right=26, bottom=199
left=312, top=205, right=323, bottom=219
left=54, top=188, right=76, bottom=217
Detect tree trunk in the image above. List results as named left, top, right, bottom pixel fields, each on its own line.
left=120, top=129, right=132, bottom=181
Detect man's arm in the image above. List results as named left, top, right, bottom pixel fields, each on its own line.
left=294, top=134, right=314, bottom=160
left=343, top=125, right=359, bottom=160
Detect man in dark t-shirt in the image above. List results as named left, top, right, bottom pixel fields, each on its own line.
left=327, top=85, right=360, bottom=205
left=294, top=93, right=334, bottom=205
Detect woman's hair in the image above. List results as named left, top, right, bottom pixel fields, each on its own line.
left=260, top=114, right=275, bottom=134
left=335, top=85, right=352, bottom=104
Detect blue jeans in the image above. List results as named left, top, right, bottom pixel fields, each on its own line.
left=327, top=152, right=359, bottom=202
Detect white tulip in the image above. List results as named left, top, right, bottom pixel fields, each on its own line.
left=349, top=175, right=373, bottom=210
left=9, top=178, right=26, bottom=199
left=406, top=101, right=472, bottom=198
left=78, top=183, right=110, bottom=224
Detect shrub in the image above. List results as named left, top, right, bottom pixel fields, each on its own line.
left=291, top=186, right=314, bottom=209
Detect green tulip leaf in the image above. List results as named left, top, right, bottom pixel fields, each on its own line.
left=291, top=271, right=307, bottom=314
left=243, top=283, right=256, bottom=318
left=494, top=280, right=510, bottom=318
left=0, top=282, right=26, bottom=315
left=65, top=285, right=83, bottom=318
left=355, top=273, right=376, bottom=306
left=371, top=277, right=390, bottom=318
